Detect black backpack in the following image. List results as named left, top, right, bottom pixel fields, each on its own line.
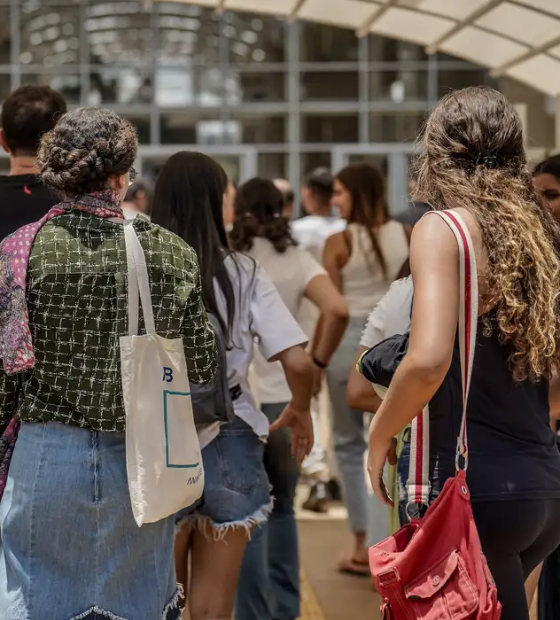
left=191, top=313, right=235, bottom=426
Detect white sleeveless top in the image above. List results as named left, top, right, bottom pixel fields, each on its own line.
left=341, top=220, right=409, bottom=317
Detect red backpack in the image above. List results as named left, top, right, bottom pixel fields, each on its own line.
left=368, top=211, right=502, bottom=620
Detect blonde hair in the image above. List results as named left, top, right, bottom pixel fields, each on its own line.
left=414, top=86, right=560, bottom=382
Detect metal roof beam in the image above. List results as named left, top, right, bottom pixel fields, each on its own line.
left=425, top=0, right=503, bottom=54
left=491, top=34, right=560, bottom=77
left=289, top=0, right=307, bottom=22
left=356, top=0, right=399, bottom=39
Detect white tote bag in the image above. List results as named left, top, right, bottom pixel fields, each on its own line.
left=120, top=220, right=204, bottom=526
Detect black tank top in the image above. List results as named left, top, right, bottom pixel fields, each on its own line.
left=429, top=313, right=560, bottom=501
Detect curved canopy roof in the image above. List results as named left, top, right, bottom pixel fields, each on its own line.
left=161, top=0, right=560, bottom=96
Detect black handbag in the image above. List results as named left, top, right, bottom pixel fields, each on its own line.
left=357, top=331, right=409, bottom=388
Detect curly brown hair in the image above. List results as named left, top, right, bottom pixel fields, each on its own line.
left=414, top=86, right=560, bottom=382
left=229, top=177, right=296, bottom=254
left=38, top=107, right=137, bottom=196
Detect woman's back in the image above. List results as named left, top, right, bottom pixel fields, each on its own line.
left=430, top=313, right=560, bottom=500
left=18, top=212, right=216, bottom=431
left=246, top=237, right=325, bottom=405
left=341, top=220, right=408, bottom=316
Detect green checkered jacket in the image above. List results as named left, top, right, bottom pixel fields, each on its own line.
left=0, top=213, right=217, bottom=431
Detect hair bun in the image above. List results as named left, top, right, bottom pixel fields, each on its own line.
left=38, top=107, right=138, bottom=196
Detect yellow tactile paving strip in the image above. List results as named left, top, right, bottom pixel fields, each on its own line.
left=299, top=569, right=326, bottom=620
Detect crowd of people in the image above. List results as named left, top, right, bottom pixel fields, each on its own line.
left=0, top=83, right=558, bottom=620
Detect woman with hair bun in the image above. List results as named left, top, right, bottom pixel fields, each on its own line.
left=0, top=108, right=217, bottom=619
left=231, top=177, right=349, bottom=620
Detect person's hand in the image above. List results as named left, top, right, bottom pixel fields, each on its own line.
left=367, top=421, right=398, bottom=507
left=270, top=402, right=314, bottom=464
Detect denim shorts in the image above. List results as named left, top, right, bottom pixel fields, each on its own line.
left=176, top=416, right=271, bottom=536
left=0, top=422, right=180, bottom=620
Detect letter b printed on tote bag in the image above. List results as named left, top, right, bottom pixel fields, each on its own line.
left=120, top=221, right=204, bottom=526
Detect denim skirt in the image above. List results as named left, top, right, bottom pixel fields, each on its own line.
left=0, top=422, right=180, bottom=620
left=176, top=416, right=271, bottom=536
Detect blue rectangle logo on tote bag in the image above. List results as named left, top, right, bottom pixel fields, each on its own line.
left=163, top=390, right=199, bottom=468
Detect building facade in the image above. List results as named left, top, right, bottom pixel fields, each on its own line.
left=0, top=0, right=555, bottom=213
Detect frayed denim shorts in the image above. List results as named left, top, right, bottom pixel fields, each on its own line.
left=0, top=421, right=180, bottom=620
left=176, top=416, right=271, bottom=537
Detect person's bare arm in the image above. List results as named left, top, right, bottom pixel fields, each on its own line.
left=311, top=232, right=349, bottom=359
left=367, top=215, right=460, bottom=503
left=269, top=345, right=315, bottom=463
left=347, top=346, right=382, bottom=413
left=306, top=274, right=349, bottom=366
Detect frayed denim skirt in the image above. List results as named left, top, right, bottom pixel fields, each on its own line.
left=0, top=422, right=181, bottom=620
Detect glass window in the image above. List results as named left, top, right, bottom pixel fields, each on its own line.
left=225, top=114, right=286, bottom=144
left=157, top=5, right=220, bottom=65
left=224, top=11, right=285, bottom=64
left=300, top=22, right=359, bottom=62
left=0, top=6, right=9, bottom=65
left=125, top=115, right=150, bottom=145
left=302, top=153, right=332, bottom=177
left=300, top=71, right=359, bottom=101
left=86, top=1, right=152, bottom=66
left=20, top=4, right=80, bottom=65
left=20, top=72, right=81, bottom=104
left=438, top=68, right=492, bottom=98
left=369, top=112, right=426, bottom=143
left=302, top=114, right=359, bottom=143
left=0, top=73, right=10, bottom=103
left=369, top=35, right=428, bottom=62
left=225, top=70, right=286, bottom=104
left=370, top=69, right=429, bottom=102
left=160, top=111, right=219, bottom=145
left=155, top=67, right=226, bottom=107
left=258, top=153, right=287, bottom=180
left=88, top=68, right=153, bottom=105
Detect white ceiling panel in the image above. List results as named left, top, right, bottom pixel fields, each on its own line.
left=441, top=26, right=529, bottom=68
left=224, top=0, right=297, bottom=16
left=549, top=45, right=560, bottom=61
left=505, top=55, right=560, bottom=96
left=298, top=0, right=380, bottom=29
left=514, top=0, right=560, bottom=20
left=157, top=0, right=560, bottom=95
left=397, top=0, right=487, bottom=21
left=370, top=7, right=454, bottom=46
left=477, top=3, right=560, bottom=47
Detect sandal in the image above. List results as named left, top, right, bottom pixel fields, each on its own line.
left=337, top=552, right=371, bottom=577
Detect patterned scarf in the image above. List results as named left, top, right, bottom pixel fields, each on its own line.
left=0, top=189, right=123, bottom=375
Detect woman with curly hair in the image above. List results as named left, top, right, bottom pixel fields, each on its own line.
left=0, top=109, right=218, bottom=619
left=367, top=86, right=560, bottom=620
left=230, top=177, right=349, bottom=620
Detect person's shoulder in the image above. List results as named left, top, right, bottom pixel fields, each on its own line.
left=140, top=221, right=201, bottom=274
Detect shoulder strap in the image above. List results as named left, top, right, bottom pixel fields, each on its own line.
left=406, top=210, right=478, bottom=512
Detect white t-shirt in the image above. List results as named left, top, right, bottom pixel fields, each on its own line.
left=291, top=215, right=346, bottom=263
left=247, top=237, right=326, bottom=404
left=215, top=252, right=308, bottom=437
left=292, top=215, right=346, bottom=339
left=360, top=276, right=413, bottom=349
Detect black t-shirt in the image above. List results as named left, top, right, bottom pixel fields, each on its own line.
left=0, top=174, right=58, bottom=240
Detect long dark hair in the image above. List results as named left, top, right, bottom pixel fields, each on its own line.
left=151, top=151, right=235, bottom=340
left=336, top=163, right=390, bottom=276
left=534, top=154, right=560, bottom=181
left=230, top=177, right=296, bottom=254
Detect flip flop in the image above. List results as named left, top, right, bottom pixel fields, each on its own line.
left=337, top=553, right=371, bottom=577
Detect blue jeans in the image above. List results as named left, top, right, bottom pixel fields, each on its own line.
left=325, top=317, right=370, bottom=534
left=235, top=402, right=300, bottom=620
